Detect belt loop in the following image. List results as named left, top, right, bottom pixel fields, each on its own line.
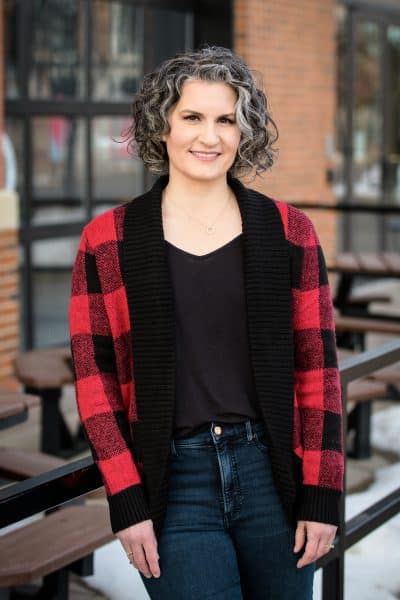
left=245, top=420, right=253, bottom=441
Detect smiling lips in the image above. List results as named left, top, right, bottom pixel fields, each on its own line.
left=190, top=151, right=220, bottom=161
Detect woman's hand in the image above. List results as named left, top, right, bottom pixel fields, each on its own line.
left=116, top=519, right=161, bottom=578
left=294, top=520, right=337, bottom=568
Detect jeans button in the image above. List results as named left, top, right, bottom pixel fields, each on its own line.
left=214, top=425, right=222, bottom=435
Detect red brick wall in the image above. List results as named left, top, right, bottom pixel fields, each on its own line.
left=0, top=230, right=20, bottom=388
left=0, top=1, right=20, bottom=390
left=234, top=0, right=338, bottom=262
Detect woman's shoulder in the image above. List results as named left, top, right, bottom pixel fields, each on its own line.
left=251, top=188, right=317, bottom=248
left=83, top=202, right=130, bottom=249
left=278, top=201, right=317, bottom=247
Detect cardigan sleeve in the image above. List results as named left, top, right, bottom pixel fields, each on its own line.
left=289, top=207, right=344, bottom=526
left=69, top=226, right=150, bottom=533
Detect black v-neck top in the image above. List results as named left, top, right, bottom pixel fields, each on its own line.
left=165, top=233, right=262, bottom=439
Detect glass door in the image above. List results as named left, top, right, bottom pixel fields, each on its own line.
left=336, top=4, right=400, bottom=251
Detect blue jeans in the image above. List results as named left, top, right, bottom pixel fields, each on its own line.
left=140, top=419, right=314, bottom=599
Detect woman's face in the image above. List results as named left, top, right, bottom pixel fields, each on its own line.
left=161, top=79, right=241, bottom=184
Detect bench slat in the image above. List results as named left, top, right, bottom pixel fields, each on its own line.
left=356, top=253, right=388, bottom=273
left=0, top=447, right=67, bottom=479
left=348, top=293, right=390, bottom=305
left=335, top=314, right=400, bottom=335
left=347, top=380, right=388, bottom=404
left=381, top=252, right=400, bottom=275
left=14, top=348, right=72, bottom=389
left=332, top=253, right=360, bottom=271
left=0, top=505, right=113, bottom=586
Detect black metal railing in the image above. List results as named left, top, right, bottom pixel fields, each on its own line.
left=320, top=339, right=400, bottom=600
left=1, top=339, right=400, bottom=599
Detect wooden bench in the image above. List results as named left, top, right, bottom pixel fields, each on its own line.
left=0, top=504, right=113, bottom=599
left=339, top=348, right=398, bottom=458
left=335, top=313, right=400, bottom=353
left=0, top=447, right=105, bottom=500
left=0, top=447, right=66, bottom=480
left=0, top=391, right=40, bottom=431
left=345, top=378, right=389, bottom=458
left=13, top=347, right=87, bottom=457
left=335, top=314, right=400, bottom=336
left=347, top=292, right=391, bottom=306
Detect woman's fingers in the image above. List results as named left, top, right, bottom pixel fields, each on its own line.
left=115, top=519, right=161, bottom=578
left=131, top=543, right=153, bottom=578
left=293, top=520, right=306, bottom=553
left=296, top=521, right=337, bottom=568
left=143, top=539, right=161, bottom=578
left=296, top=536, right=319, bottom=568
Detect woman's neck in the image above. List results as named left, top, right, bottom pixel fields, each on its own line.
left=161, top=172, right=234, bottom=217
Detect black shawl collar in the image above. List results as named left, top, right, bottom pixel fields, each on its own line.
left=122, top=173, right=297, bottom=531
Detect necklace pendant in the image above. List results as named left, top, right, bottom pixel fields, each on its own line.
left=206, top=225, right=216, bottom=234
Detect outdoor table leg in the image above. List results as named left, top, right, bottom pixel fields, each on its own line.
left=334, top=273, right=355, bottom=312
left=24, top=386, right=74, bottom=456
left=348, top=401, right=372, bottom=459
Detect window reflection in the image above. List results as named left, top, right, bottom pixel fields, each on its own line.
left=4, top=0, right=19, bottom=98
left=333, top=5, right=347, bottom=201
left=386, top=25, right=400, bottom=205
left=353, top=20, right=382, bottom=203
left=93, top=117, right=143, bottom=211
left=31, top=237, right=80, bottom=347
left=92, top=2, right=144, bottom=100
left=29, top=0, right=85, bottom=99
left=32, top=117, right=86, bottom=225
left=4, top=118, right=23, bottom=196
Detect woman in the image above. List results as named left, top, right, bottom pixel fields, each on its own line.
left=69, top=45, right=343, bottom=599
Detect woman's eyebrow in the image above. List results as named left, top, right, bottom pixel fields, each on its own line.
left=179, top=109, right=236, bottom=117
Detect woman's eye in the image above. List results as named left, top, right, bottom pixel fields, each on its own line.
left=183, top=115, right=199, bottom=121
left=220, top=118, right=235, bottom=124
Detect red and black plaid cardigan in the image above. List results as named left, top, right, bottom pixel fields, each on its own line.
left=69, top=174, right=344, bottom=537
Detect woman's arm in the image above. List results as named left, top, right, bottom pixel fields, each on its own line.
left=288, top=206, right=344, bottom=567
left=69, top=226, right=150, bottom=533
left=289, top=206, right=344, bottom=525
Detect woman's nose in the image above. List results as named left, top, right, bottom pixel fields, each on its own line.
left=197, top=122, right=220, bottom=145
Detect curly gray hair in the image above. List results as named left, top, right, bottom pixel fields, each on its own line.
left=123, top=45, right=279, bottom=178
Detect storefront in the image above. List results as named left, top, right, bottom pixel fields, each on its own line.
left=336, top=0, right=400, bottom=250
left=4, top=0, right=232, bottom=348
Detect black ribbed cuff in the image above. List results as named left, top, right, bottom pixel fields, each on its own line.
left=108, top=484, right=150, bottom=534
left=296, top=485, right=341, bottom=526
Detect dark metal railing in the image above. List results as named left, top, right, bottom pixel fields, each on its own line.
left=321, top=339, right=400, bottom=600
left=1, top=340, right=400, bottom=600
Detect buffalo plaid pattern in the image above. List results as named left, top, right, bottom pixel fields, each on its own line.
left=276, top=200, right=344, bottom=492
left=69, top=198, right=343, bottom=513
left=69, top=206, right=144, bottom=499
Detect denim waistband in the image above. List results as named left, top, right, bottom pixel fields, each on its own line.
left=170, top=419, right=266, bottom=452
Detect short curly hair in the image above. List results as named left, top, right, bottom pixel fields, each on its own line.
left=123, top=45, right=279, bottom=178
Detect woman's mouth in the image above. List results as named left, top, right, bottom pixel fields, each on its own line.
left=190, top=151, right=220, bottom=161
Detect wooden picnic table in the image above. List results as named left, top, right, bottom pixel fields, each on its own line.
left=338, top=348, right=400, bottom=458
left=13, top=347, right=87, bottom=457
left=0, top=390, right=40, bottom=430
left=328, top=252, right=400, bottom=320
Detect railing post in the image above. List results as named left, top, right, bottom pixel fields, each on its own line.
left=321, top=375, right=348, bottom=600
left=322, top=555, right=344, bottom=600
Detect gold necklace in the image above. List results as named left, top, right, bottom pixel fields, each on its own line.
left=163, top=190, right=233, bottom=234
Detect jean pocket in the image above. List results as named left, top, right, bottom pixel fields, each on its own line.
left=253, top=430, right=269, bottom=451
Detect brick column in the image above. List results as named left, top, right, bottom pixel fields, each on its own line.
left=0, top=1, right=20, bottom=390
left=234, top=0, right=338, bottom=262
